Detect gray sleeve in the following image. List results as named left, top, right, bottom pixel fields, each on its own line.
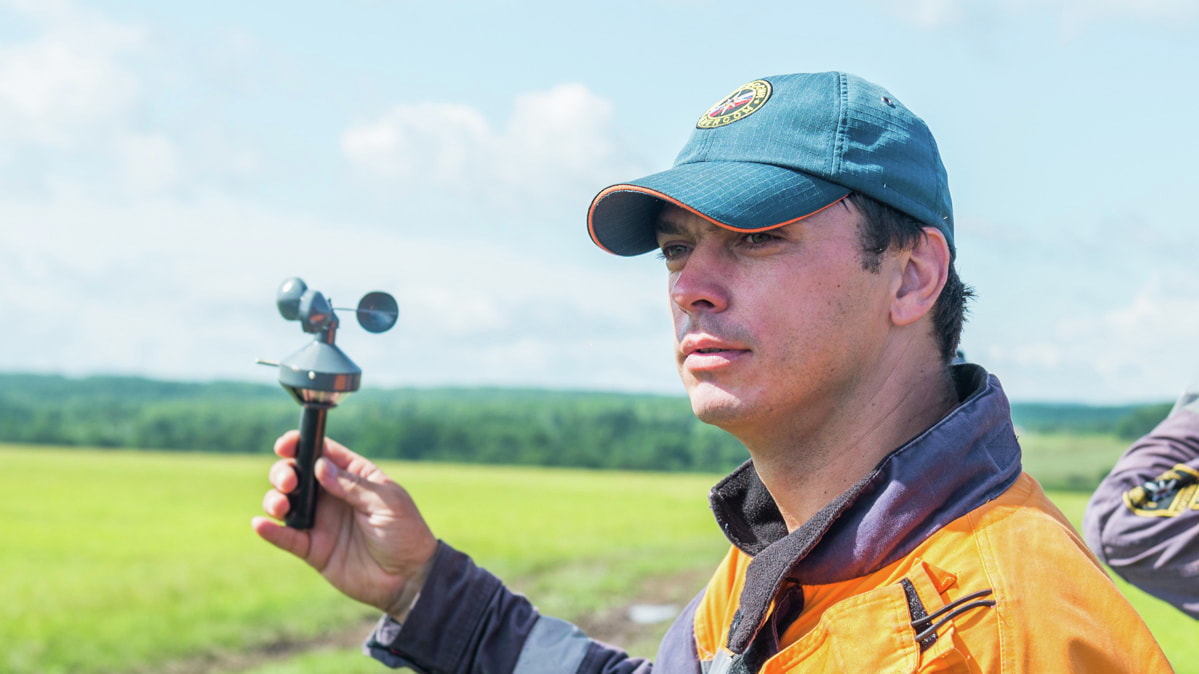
left=1083, top=392, right=1199, bottom=618
left=363, top=541, right=660, bottom=673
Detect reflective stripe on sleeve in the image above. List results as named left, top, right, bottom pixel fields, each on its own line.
left=705, top=649, right=734, bottom=673
left=511, top=615, right=591, bottom=674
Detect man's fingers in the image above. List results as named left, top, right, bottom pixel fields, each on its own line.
left=319, top=437, right=388, bottom=482
left=276, top=432, right=380, bottom=482
left=251, top=516, right=310, bottom=559
left=272, top=433, right=394, bottom=514
left=316, top=457, right=390, bottom=512
left=273, top=430, right=301, bottom=458
left=262, top=488, right=291, bottom=520
left=268, top=459, right=298, bottom=493
left=318, top=436, right=364, bottom=469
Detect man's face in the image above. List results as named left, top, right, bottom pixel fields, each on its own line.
left=655, top=201, right=898, bottom=439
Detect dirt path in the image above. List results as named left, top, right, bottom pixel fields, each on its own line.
left=571, top=564, right=711, bottom=657
left=137, top=617, right=380, bottom=674
left=149, top=564, right=712, bottom=673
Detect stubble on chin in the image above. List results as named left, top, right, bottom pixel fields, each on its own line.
left=684, top=379, right=750, bottom=429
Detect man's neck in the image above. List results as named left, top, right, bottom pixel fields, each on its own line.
left=737, top=353, right=958, bottom=533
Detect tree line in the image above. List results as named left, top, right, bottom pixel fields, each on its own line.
left=0, top=374, right=749, bottom=472
left=0, top=373, right=1173, bottom=473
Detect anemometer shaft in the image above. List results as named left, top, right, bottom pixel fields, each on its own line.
left=285, top=404, right=329, bottom=529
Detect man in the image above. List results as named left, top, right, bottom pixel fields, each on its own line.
left=254, top=72, right=1170, bottom=672
left=1085, top=383, right=1199, bottom=619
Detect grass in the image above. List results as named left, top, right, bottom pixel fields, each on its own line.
left=1, top=447, right=370, bottom=673
left=3, top=437, right=1196, bottom=673
left=237, top=648, right=389, bottom=674
left=1017, top=431, right=1134, bottom=492
left=0, top=444, right=727, bottom=673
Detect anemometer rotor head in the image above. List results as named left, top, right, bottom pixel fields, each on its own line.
left=276, top=277, right=398, bottom=335
left=266, top=277, right=399, bottom=402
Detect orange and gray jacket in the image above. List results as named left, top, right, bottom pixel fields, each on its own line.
left=1085, top=390, right=1199, bottom=620
left=366, top=365, right=1170, bottom=672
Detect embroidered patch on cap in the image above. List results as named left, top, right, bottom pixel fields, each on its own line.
left=1123, top=464, right=1199, bottom=517
left=697, top=80, right=772, bottom=129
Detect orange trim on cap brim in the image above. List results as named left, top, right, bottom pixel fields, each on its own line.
left=587, top=184, right=852, bottom=256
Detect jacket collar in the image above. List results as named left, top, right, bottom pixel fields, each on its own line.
left=710, top=364, right=1023, bottom=653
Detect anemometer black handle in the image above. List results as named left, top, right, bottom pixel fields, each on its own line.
left=285, top=405, right=329, bottom=530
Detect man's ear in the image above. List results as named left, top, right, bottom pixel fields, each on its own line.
left=890, top=228, right=950, bottom=327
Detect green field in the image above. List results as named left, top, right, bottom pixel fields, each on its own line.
left=1, top=445, right=728, bottom=673
left=2, top=439, right=1194, bottom=673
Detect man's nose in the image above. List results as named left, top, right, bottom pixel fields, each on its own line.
left=669, top=246, right=730, bottom=314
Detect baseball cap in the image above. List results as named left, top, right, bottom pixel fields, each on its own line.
left=587, top=72, right=953, bottom=257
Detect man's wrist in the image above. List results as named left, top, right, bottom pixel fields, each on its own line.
left=386, top=553, right=436, bottom=623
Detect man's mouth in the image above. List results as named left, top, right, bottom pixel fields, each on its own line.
left=680, top=336, right=750, bottom=373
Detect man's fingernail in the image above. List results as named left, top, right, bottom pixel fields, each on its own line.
left=315, top=457, right=335, bottom=479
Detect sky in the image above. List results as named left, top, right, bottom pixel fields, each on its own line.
left=1, top=0, right=1197, bottom=404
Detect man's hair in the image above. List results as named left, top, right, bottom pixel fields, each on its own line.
left=847, top=192, right=973, bottom=363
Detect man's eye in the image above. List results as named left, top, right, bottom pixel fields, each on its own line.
left=744, top=232, right=777, bottom=245
left=658, top=244, right=688, bottom=261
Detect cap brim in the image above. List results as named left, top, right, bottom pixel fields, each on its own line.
left=588, top=161, right=851, bottom=256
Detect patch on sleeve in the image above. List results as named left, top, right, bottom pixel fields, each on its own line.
left=1123, top=464, right=1199, bottom=517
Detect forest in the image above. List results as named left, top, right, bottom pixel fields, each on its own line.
left=0, top=373, right=1173, bottom=473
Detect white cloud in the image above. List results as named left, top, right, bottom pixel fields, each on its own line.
left=342, top=102, right=491, bottom=182
left=984, top=342, right=1063, bottom=369
left=985, top=269, right=1199, bottom=402
left=1084, top=285, right=1199, bottom=399
left=877, top=0, right=965, bottom=30
left=0, top=0, right=143, bottom=147
left=0, top=192, right=675, bottom=391
left=0, top=2, right=264, bottom=201
left=1058, top=0, right=1199, bottom=21
left=0, top=5, right=674, bottom=392
left=117, top=133, right=179, bottom=194
left=1093, top=272, right=1199, bottom=378
left=503, top=84, right=623, bottom=182
left=868, top=0, right=1199, bottom=31
left=341, top=83, right=644, bottom=210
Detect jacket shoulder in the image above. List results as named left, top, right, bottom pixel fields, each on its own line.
left=951, top=473, right=1171, bottom=672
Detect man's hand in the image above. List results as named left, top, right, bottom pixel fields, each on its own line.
left=251, top=431, right=438, bottom=621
